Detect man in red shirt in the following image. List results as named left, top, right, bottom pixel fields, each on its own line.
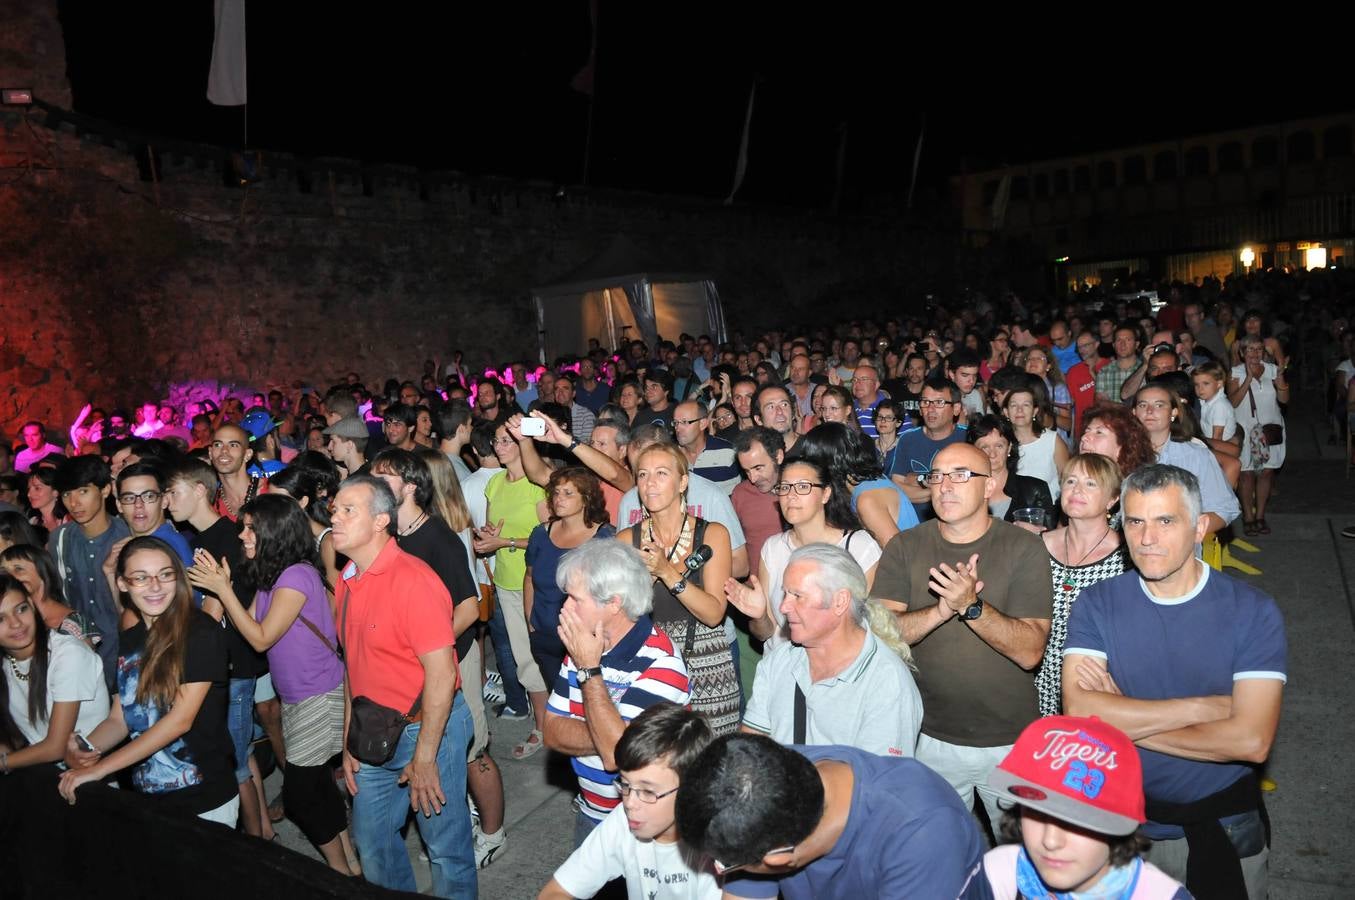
left=1065, top=332, right=1102, bottom=439
left=731, top=428, right=786, bottom=569
left=334, top=475, right=476, bottom=899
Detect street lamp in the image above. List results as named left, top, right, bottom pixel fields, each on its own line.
left=1240, top=247, right=1255, bottom=272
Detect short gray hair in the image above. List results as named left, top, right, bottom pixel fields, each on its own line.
left=1235, top=333, right=1264, bottom=351
left=786, top=542, right=868, bottom=626
left=339, top=474, right=399, bottom=536
left=628, top=423, right=672, bottom=452
left=1121, top=463, right=1202, bottom=524
left=593, top=418, right=631, bottom=447
left=556, top=540, right=654, bottom=621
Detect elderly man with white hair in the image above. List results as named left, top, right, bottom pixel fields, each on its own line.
left=543, top=539, right=692, bottom=847
left=742, top=543, right=923, bottom=758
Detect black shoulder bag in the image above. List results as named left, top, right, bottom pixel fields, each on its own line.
left=341, top=583, right=422, bottom=766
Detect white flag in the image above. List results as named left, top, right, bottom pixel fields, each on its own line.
left=724, top=81, right=756, bottom=206
left=207, top=0, right=247, bottom=106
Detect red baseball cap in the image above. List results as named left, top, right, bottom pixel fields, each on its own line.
left=987, top=715, right=1145, bottom=836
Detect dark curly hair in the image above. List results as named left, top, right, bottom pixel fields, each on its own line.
left=546, top=466, right=610, bottom=528
left=1082, top=404, right=1155, bottom=477
left=788, top=422, right=882, bottom=484
left=238, top=493, right=326, bottom=593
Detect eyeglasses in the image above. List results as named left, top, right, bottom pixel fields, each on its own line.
left=772, top=481, right=826, bottom=495
left=123, top=570, right=178, bottom=588
left=118, top=490, right=163, bottom=506
left=492, top=437, right=516, bottom=446
left=922, top=469, right=989, bottom=484
left=918, top=399, right=955, bottom=408
left=613, top=776, right=680, bottom=805
left=876, top=415, right=898, bottom=423
left=673, top=417, right=705, bottom=427
left=713, top=844, right=796, bottom=876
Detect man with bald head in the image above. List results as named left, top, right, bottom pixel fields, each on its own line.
left=872, top=442, right=1052, bottom=831
left=210, top=423, right=267, bottom=522
left=673, top=400, right=740, bottom=494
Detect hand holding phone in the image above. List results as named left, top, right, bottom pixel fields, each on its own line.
left=520, top=417, right=546, bottom=437
left=74, top=733, right=97, bottom=753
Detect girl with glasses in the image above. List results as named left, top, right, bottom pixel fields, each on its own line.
left=0, top=572, right=110, bottom=776
left=724, top=455, right=881, bottom=649
left=59, top=536, right=237, bottom=826
left=872, top=399, right=905, bottom=475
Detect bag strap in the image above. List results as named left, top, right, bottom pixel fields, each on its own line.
left=296, top=611, right=342, bottom=660
left=55, top=527, right=68, bottom=584
left=340, top=574, right=421, bottom=720
left=793, top=683, right=807, bottom=744
left=1247, top=384, right=1258, bottom=418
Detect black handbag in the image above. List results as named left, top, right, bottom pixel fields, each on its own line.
left=341, top=585, right=421, bottom=765
left=347, top=694, right=421, bottom=766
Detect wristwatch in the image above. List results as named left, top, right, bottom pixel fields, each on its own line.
left=508, top=538, right=518, bottom=552
left=670, top=576, right=688, bottom=595
left=962, top=598, right=984, bottom=621
left=567, top=438, right=581, bottom=452
left=577, top=666, right=604, bottom=685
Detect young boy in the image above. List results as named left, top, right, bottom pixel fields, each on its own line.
left=1192, top=360, right=1239, bottom=455
left=539, top=703, right=720, bottom=900
left=984, top=715, right=1190, bottom=899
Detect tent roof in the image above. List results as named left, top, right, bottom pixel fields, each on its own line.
left=533, top=235, right=712, bottom=296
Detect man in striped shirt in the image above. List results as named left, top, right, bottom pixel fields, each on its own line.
left=544, top=540, right=691, bottom=847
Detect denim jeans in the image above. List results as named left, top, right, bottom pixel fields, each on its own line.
left=352, top=692, right=477, bottom=900
left=487, top=598, right=529, bottom=712
left=226, top=677, right=256, bottom=783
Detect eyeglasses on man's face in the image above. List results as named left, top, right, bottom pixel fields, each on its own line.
left=713, top=844, right=797, bottom=876
left=918, top=398, right=954, bottom=408
left=118, top=490, right=163, bottom=506
left=772, top=480, right=826, bottom=496
left=613, top=775, right=680, bottom=805
left=922, top=469, right=989, bottom=485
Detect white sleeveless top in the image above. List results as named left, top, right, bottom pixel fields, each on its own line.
left=1016, top=429, right=1062, bottom=500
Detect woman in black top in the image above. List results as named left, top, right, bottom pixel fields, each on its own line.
left=968, top=414, right=1056, bottom=531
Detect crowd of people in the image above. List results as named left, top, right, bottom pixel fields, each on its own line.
left=3, top=264, right=1350, bottom=898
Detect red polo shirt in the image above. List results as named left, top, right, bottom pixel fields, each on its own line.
left=1066, top=362, right=1096, bottom=438
left=337, top=537, right=458, bottom=712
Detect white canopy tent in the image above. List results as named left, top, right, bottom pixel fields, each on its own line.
left=532, top=236, right=728, bottom=362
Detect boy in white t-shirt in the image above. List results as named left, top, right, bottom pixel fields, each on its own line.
left=539, top=703, right=720, bottom=900
left=1192, top=361, right=1239, bottom=449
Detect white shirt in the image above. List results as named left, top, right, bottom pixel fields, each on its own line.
left=460, top=465, right=500, bottom=583
left=5, top=632, right=110, bottom=746
left=1199, top=391, right=1238, bottom=441
left=552, top=803, right=721, bottom=900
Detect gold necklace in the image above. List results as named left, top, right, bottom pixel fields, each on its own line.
left=7, top=655, right=30, bottom=683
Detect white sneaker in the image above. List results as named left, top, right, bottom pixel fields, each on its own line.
left=483, top=671, right=506, bottom=705
left=475, top=828, right=506, bottom=869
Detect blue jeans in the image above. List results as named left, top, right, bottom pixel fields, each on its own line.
left=226, top=677, right=256, bottom=783
left=352, top=692, right=476, bottom=900
left=487, top=599, right=528, bottom=712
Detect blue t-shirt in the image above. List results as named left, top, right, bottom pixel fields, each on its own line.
left=147, top=521, right=195, bottom=568
left=887, top=425, right=969, bottom=519
left=1050, top=341, right=1081, bottom=374
left=850, top=478, right=920, bottom=533
left=725, top=745, right=990, bottom=900
left=1064, top=565, right=1286, bottom=837
left=525, top=523, right=616, bottom=634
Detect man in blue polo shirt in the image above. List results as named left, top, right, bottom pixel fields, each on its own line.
left=850, top=363, right=887, bottom=439
left=675, top=734, right=989, bottom=900
left=889, top=376, right=967, bottom=521
left=1063, top=464, right=1285, bottom=899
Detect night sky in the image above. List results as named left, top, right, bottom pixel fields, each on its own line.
left=56, top=3, right=1349, bottom=211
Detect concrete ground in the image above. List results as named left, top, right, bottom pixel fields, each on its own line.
left=264, top=395, right=1355, bottom=897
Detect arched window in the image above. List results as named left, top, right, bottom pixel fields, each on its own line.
left=1217, top=142, right=1244, bottom=173
left=1122, top=155, right=1147, bottom=185
left=1251, top=136, right=1279, bottom=166
left=1287, top=130, right=1316, bottom=163
left=1097, top=160, right=1117, bottom=188
left=1153, top=150, right=1178, bottom=181
left=1184, top=146, right=1210, bottom=176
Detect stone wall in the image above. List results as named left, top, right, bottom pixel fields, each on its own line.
left=0, top=1, right=953, bottom=441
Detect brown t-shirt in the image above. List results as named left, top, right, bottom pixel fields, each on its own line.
left=873, top=518, right=1051, bottom=747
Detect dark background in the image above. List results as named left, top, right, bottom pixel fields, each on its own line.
left=56, top=2, right=1348, bottom=209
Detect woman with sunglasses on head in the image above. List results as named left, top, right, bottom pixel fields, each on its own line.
left=58, top=536, right=236, bottom=825
left=0, top=572, right=110, bottom=775
left=724, top=453, right=881, bottom=649
left=186, top=494, right=354, bottom=871
left=1, top=544, right=98, bottom=647
left=618, top=443, right=739, bottom=736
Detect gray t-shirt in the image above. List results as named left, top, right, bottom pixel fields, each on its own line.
left=744, top=628, right=922, bottom=758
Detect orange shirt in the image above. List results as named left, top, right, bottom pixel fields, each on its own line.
left=337, top=538, right=458, bottom=713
